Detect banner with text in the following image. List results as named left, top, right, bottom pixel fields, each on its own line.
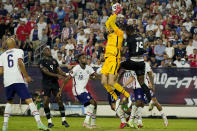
left=0, top=67, right=197, bottom=105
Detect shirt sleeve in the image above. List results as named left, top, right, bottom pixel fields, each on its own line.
left=89, top=66, right=95, bottom=75
left=18, top=49, right=24, bottom=60
left=69, top=65, right=78, bottom=77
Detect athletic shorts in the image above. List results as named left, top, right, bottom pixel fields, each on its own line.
left=107, top=89, right=121, bottom=105
left=76, top=92, right=93, bottom=106
left=119, top=60, right=145, bottom=76
left=134, top=88, right=147, bottom=104
left=101, top=56, right=120, bottom=76
left=5, top=83, right=32, bottom=100
left=42, top=81, right=59, bottom=97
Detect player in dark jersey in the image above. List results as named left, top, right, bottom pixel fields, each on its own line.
left=118, top=26, right=153, bottom=128
left=39, top=47, right=69, bottom=129
left=119, top=25, right=152, bottom=102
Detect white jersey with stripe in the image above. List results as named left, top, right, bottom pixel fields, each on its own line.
left=0, top=48, right=25, bottom=87
left=123, top=62, right=152, bottom=89
left=69, top=64, right=95, bottom=96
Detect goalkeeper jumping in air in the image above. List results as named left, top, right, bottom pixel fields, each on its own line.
left=100, top=3, right=132, bottom=109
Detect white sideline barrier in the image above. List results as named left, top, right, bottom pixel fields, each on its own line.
left=1, top=104, right=197, bottom=118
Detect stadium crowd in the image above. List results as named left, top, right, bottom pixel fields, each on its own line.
left=0, top=0, right=197, bottom=68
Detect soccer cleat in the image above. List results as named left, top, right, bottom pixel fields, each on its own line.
left=2, top=126, right=8, bottom=131
left=38, top=123, right=49, bottom=130
left=148, top=102, right=154, bottom=111
left=62, top=121, right=70, bottom=127
left=83, top=123, right=92, bottom=129
left=137, top=124, right=143, bottom=128
left=127, top=119, right=138, bottom=129
left=119, top=123, right=127, bottom=129
left=48, top=123, right=54, bottom=128
left=91, top=125, right=99, bottom=129
left=162, top=115, right=168, bottom=127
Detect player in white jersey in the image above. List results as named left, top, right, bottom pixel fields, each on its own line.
left=144, top=62, right=168, bottom=127
left=58, top=54, right=100, bottom=129
left=0, top=38, right=48, bottom=131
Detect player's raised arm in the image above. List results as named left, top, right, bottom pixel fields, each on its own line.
left=123, top=76, right=134, bottom=88
left=109, top=4, right=123, bottom=36
left=18, top=58, right=32, bottom=83
left=57, top=66, right=67, bottom=77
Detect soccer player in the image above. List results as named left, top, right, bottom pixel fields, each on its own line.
left=118, top=25, right=152, bottom=115
left=58, top=54, right=100, bottom=129
left=101, top=3, right=132, bottom=109
left=0, top=38, right=48, bottom=131
left=97, top=67, right=127, bottom=129
left=39, top=47, right=69, bottom=128
left=123, top=70, right=146, bottom=129
left=145, top=63, right=168, bottom=127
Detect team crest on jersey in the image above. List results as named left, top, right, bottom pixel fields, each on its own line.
left=87, top=96, right=90, bottom=99
left=40, top=64, right=43, bottom=68
left=53, top=61, right=56, bottom=64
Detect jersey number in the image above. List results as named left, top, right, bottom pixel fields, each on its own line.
left=50, top=65, right=53, bottom=70
left=7, top=54, right=14, bottom=68
left=136, top=41, right=143, bottom=52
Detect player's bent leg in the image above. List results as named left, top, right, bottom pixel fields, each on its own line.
left=137, top=75, right=152, bottom=103
left=43, top=96, right=53, bottom=128
left=101, top=74, right=118, bottom=100
left=25, top=98, right=49, bottom=131
left=55, top=96, right=70, bottom=128
left=108, top=74, right=130, bottom=98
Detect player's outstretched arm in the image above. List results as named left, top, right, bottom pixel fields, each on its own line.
left=41, top=67, right=62, bottom=79
left=90, top=73, right=101, bottom=80
left=57, top=66, right=67, bottom=77
left=18, top=59, right=32, bottom=83
left=57, top=75, right=72, bottom=97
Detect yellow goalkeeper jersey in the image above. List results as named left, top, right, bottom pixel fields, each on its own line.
left=105, top=14, right=124, bottom=59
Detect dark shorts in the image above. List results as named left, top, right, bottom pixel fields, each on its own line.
left=107, top=90, right=121, bottom=105
left=76, top=92, right=93, bottom=106
left=119, top=60, right=145, bottom=76
left=134, top=88, right=147, bottom=104
left=42, top=82, right=59, bottom=97
left=5, top=83, right=32, bottom=100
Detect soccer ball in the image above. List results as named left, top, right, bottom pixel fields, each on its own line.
left=112, top=3, right=121, bottom=12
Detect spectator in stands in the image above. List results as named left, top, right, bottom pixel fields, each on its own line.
left=158, top=60, right=166, bottom=67
left=192, top=34, right=197, bottom=48
left=150, top=55, right=158, bottom=67
left=65, top=38, right=75, bottom=55
left=37, top=16, right=47, bottom=33
left=56, top=51, right=65, bottom=67
left=30, top=24, right=42, bottom=50
left=22, top=37, right=33, bottom=65
left=188, top=48, right=197, bottom=67
left=186, top=40, right=195, bottom=57
left=51, top=44, right=58, bottom=60
left=165, top=42, right=174, bottom=59
left=50, top=20, right=60, bottom=38
left=16, top=20, right=28, bottom=42
left=174, top=43, right=186, bottom=60
left=154, top=38, right=166, bottom=65
left=77, top=28, right=87, bottom=46
left=190, top=20, right=197, bottom=35
left=56, top=4, right=66, bottom=28
left=61, top=21, right=74, bottom=42
left=65, top=50, right=74, bottom=65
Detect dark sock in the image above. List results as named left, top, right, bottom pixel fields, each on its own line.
left=44, top=107, right=51, bottom=119
left=141, top=84, right=152, bottom=103
left=59, top=106, right=65, bottom=117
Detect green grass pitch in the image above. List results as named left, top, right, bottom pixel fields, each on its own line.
left=0, top=116, right=196, bottom=131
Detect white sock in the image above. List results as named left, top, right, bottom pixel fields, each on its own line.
left=150, top=100, right=154, bottom=105
left=62, top=117, right=65, bottom=122
left=116, top=105, right=126, bottom=123
left=137, top=107, right=143, bottom=125
left=29, top=103, right=41, bottom=124
left=48, top=118, right=52, bottom=123
left=91, top=108, right=96, bottom=126
left=159, top=110, right=164, bottom=116
left=84, top=104, right=94, bottom=124
left=3, top=103, right=12, bottom=127
left=129, top=105, right=137, bottom=121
